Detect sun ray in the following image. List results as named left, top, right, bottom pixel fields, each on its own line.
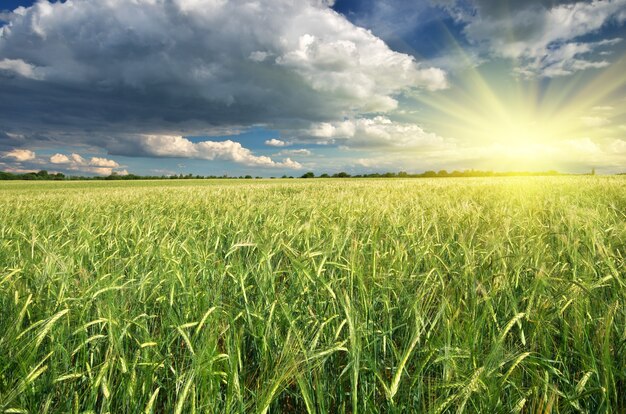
left=404, top=13, right=626, bottom=172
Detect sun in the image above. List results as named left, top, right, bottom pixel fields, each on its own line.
left=410, top=53, right=625, bottom=172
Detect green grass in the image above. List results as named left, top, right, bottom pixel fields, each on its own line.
left=0, top=177, right=624, bottom=413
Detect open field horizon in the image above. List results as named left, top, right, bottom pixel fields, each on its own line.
left=2, top=0, right=625, bottom=411
left=1, top=177, right=625, bottom=412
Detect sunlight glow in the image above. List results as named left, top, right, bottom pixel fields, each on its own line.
left=410, top=46, right=626, bottom=171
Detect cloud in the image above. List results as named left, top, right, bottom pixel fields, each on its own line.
left=0, top=11, right=16, bottom=25
left=610, top=139, right=626, bottom=154
left=276, top=149, right=312, bottom=156
left=442, top=0, right=626, bottom=77
left=2, top=148, right=36, bottom=161
left=592, top=106, right=614, bottom=112
left=581, top=116, right=610, bottom=127
left=49, top=152, right=122, bottom=175
left=0, top=58, right=42, bottom=79
left=566, top=137, right=601, bottom=154
left=0, top=0, right=447, bottom=160
left=49, top=153, right=70, bottom=164
left=305, top=116, right=447, bottom=148
left=0, top=147, right=127, bottom=176
left=90, top=157, right=120, bottom=168
left=111, top=134, right=302, bottom=169
left=265, top=138, right=290, bottom=147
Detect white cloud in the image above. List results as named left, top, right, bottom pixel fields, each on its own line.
left=276, top=149, right=312, bottom=156
left=592, top=106, right=614, bottom=112
left=49, top=152, right=122, bottom=175
left=581, top=116, right=610, bottom=128
left=567, top=137, right=601, bottom=154
left=90, top=157, right=120, bottom=168
left=249, top=51, right=272, bottom=62
left=0, top=58, right=42, bottom=80
left=0, top=165, right=37, bottom=174
left=50, top=153, right=70, bottom=164
left=3, top=148, right=36, bottom=161
left=306, top=116, right=446, bottom=148
left=458, top=0, right=626, bottom=77
left=265, top=138, right=290, bottom=147
left=71, top=153, right=86, bottom=165
left=136, top=135, right=302, bottom=169
left=276, top=32, right=447, bottom=110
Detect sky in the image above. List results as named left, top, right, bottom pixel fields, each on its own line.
left=0, top=0, right=625, bottom=176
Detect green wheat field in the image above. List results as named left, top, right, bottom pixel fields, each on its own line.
left=1, top=177, right=625, bottom=413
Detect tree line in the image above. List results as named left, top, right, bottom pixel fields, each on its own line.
left=0, top=169, right=577, bottom=181
left=297, top=170, right=564, bottom=179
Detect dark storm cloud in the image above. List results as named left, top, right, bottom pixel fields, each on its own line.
left=0, top=0, right=446, bottom=160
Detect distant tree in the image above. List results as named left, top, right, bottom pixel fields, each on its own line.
left=591, top=168, right=596, bottom=176
left=437, top=170, right=449, bottom=177
left=301, top=172, right=315, bottom=178
left=320, top=173, right=330, bottom=178
left=332, top=172, right=351, bottom=178
left=0, top=172, right=18, bottom=180
left=244, top=175, right=253, bottom=179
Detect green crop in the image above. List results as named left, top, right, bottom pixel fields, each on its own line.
left=1, top=177, right=624, bottom=413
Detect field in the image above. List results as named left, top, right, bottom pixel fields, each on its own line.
left=0, top=177, right=625, bottom=413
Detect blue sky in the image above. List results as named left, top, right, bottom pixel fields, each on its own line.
left=1, top=0, right=625, bottom=176
left=2, top=0, right=36, bottom=9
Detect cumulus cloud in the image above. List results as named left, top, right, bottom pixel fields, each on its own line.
left=2, top=148, right=36, bottom=161
left=90, top=157, right=120, bottom=168
left=111, top=135, right=302, bottom=169
left=305, top=116, right=446, bottom=148
left=49, top=152, right=122, bottom=175
left=0, top=0, right=446, bottom=160
left=265, top=138, right=290, bottom=147
left=442, top=0, right=626, bottom=77
left=49, top=153, right=70, bottom=164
